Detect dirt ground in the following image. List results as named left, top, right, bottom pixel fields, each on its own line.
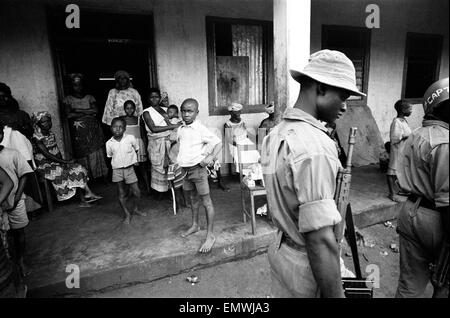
left=91, top=220, right=434, bottom=298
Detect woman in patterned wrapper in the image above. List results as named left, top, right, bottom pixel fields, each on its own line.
left=102, top=70, right=143, bottom=126
left=63, top=73, right=108, bottom=180
left=31, top=111, right=102, bottom=207
left=142, top=88, right=180, bottom=198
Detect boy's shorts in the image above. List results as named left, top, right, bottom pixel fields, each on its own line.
left=112, top=166, right=138, bottom=184
left=7, top=197, right=29, bottom=230
left=182, top=164, right=210, bottom=196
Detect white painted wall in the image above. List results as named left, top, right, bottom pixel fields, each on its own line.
left=152, top=0, right=272, bottom=137
left=311, top=0, right=449, bottom=141
left=1, top=0, right=448, bottom=152
left=0, top=2, right=62, bottom=148
left=1, top=0, right=272, bottom=156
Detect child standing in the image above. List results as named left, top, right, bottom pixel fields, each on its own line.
left=106, top=117, right=146, bottom=224
left=0, top=123, right=33, bottom=279
left=166, top=105, right=187, bottom=212
left=178, top=99, right=222, bottom=253
left=387, top=100, right=412, bottom=202
left=121, top=100, right=150, bottom=193
left=0, top=166, right=22, bottom=298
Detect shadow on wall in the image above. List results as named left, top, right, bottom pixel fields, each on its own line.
left=336, top=105, right=384, bottom=167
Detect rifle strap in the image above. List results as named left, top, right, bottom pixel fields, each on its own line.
left=345, top=203, right=363, bottom=279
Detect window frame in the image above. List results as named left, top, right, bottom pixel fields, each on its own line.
left=206, top=16, right=274, bottom=116
left=321, top=25, right=371, bottom=107
left=401, top=32, right=443, bottom=103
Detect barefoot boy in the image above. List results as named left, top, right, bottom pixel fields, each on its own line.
left=106, top=117, right=146, bottom=224
left=177, top=99, right=222, bottom=253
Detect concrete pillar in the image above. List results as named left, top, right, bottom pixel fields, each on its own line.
left=273, top=0, right=311, bottom=121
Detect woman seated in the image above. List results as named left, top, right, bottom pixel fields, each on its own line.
left=224, top=102, right=248, bottom=175
left=31, top=111, right=101, bottom=207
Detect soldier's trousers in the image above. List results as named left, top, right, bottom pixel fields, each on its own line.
left=396, top=198, right=448, bottom=297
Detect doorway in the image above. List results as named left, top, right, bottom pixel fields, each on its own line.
left=48, top=9, right=157, bottom=158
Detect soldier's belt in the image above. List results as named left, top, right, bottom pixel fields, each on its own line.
left=408, top=194, right=436, bottom=210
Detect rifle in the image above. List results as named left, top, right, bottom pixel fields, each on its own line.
left=333, top=127, right=373, bottom=298
left=333, top=127, right=357, bottom=243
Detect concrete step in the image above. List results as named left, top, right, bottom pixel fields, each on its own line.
left=27, top=220, right=276, bottom=297
left=25, top=165, right=401, bottom=297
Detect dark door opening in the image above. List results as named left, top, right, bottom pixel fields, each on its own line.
left=48, top=10, right=157, bottom=157
left=56, top=42, right=151, bottom=138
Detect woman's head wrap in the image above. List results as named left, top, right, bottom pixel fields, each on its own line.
left=114, top=70, right=130, bottom=80
left=265, top=103, right=275, bottom=114
left=160, top=91, right=169, bottom=107
left=228, top=102, right=243, bottom=112
left=114, top=70, right=132, bottom=89
left=32, top=111, right=51, bottom=124
left=68, top=73, right=83, bottom=84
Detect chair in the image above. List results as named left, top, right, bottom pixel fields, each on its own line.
left=236, top=143, right=266, bottom=235
left=35, top=171, right=54, bottom=213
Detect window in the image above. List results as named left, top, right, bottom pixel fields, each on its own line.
left=402, top=33, right=443, bottom=100
left=206, top=17, right=273, bottom=115
left=322, top=25, right=371, bottom=103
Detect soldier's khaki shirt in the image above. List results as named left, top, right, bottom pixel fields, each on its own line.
left=397, top=120, right=449, bottom=208
left=261, top=108, right=342, bottom=247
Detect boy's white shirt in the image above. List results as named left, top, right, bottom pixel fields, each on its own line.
left=176, top=120, right=221, bottom=167
left=106, top=133, right=139, bottom=169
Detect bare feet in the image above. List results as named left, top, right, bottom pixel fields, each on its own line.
left=19, top=261, right=31, bottom=278
left=78, top=202, right=92, bottom=208
left=133, top=209, right=147, bottom=217
left=388, top=194, right=402, bottom=202
left=199, top=234, right=216, bottom=253
left=181, top=225, right=200, bottom=238
left=122, top=216, right=131, bottom=224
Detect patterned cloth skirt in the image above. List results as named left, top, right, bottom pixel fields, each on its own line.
left=148, top=137, right=170, bottom=192
left=37, top=162, right=88, bottom=201
left=167, top=164, right=187, bottom=189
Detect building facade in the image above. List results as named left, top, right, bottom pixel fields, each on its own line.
left=1, top=0, right=448, bottom=166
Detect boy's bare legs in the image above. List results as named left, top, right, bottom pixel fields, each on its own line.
left=198, top=193, right=216, bottom=253
left=11, top=228, right=29, bottom=277
left=130, top=182, right=146, bottom=216
left=181, top=190, right=200, bottom=237
left=117, top=182, right=131, bottom=224
left=387, top=175, right=402, bottom=202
